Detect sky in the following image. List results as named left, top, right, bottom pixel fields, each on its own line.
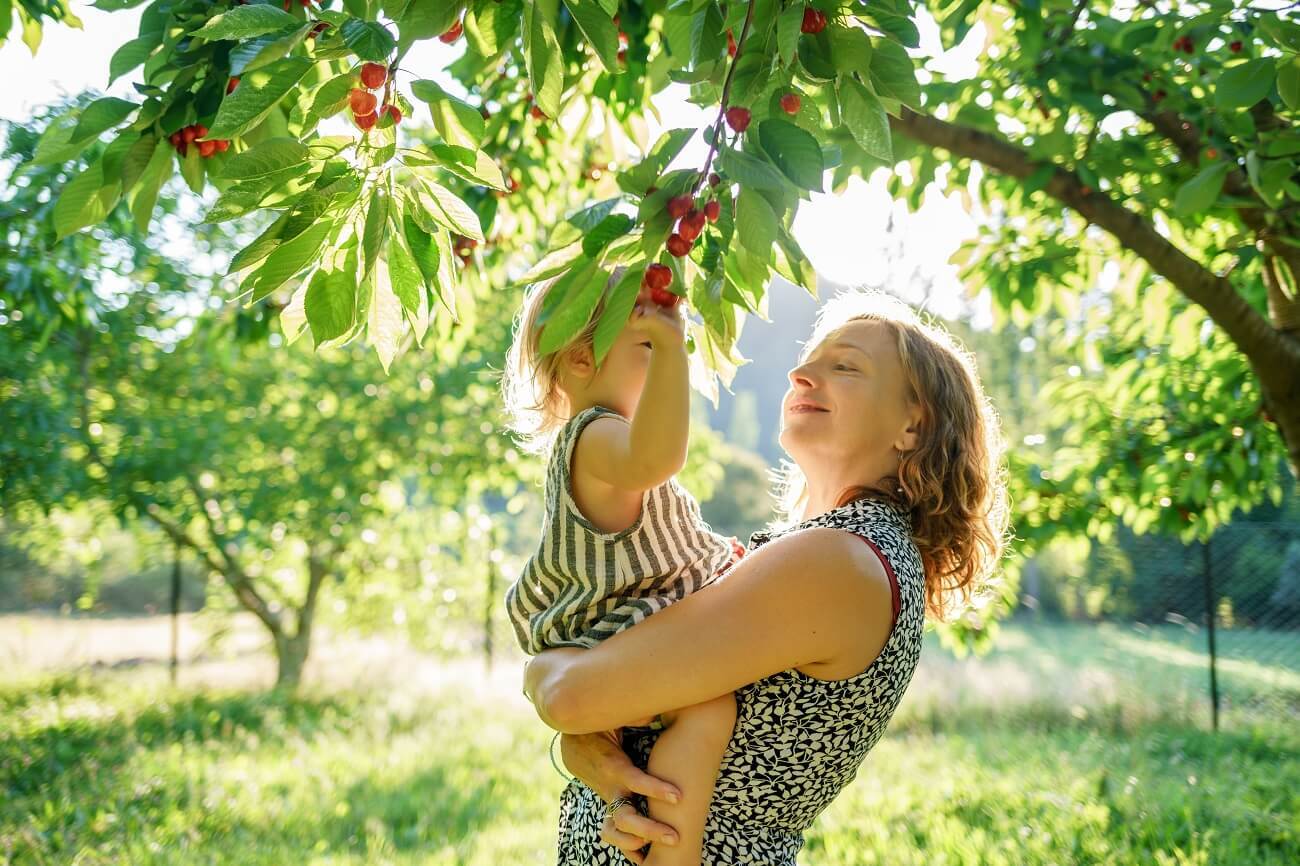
left=0, top=3, right=993, bottom=325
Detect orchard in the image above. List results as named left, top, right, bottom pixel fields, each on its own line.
left=3, top=0, right=1300, bottom=521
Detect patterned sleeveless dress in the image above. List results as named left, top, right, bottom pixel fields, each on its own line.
left=555, top=496, right=927, bottom=865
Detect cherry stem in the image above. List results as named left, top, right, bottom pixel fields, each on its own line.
left=692, top=0, right=757, bottom=198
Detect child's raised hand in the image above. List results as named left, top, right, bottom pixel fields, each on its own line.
left=627, top=297, right=686, bottom=349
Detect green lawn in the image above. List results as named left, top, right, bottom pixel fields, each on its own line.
left=1, top=618, right=1297, bottom=865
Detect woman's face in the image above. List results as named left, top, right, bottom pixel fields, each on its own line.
left=779, top=319, right=920, bottom=477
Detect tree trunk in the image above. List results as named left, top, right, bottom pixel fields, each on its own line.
left=273, top=632, right=311, bottom=691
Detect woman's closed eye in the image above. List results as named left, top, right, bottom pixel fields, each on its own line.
left=639, top=341, right=653, bottom=349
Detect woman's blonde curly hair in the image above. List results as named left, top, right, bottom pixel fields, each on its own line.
left=773, top=289, right=1013, bottom=622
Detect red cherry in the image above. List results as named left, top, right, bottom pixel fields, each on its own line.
left=727, top=29, right=737, bottom=57
left=182, top=126, right=198, bottom=143
left=381, top=104, right=403, bottom=124
left=708, top=172, right=721, bottom=187
left=169, top=131, right=183, bottom=148
left=704, top=200, right=721, bottom=222
left=198, top=139, right=217, bottom=158
left=666, top=233, right=692, bottom=257
left=349, top=88, right=377, bottom=115
left=215, top=139, right=230, bottom=152
left=1206, top=147, right=1218, bottom=159
left=1229, top=40, right=1242, bottom=53
left=725, top=106, right=751, bottom=132
left=618, top=30, right=628, bottom=46
left=226, top=77, right=239, bottom=94
left=508, top=176, right=521, bottom=192
left=1141, top=72, right=1152, bottom=82
left=1079, top=185, right=1093, bottom=196
left=308, top=21, right=330, bottom=38
left=677, top=218, right=702, bottom=242
left=354, top=111, right=378, bottom=130
left=801, top=7, right=826, bottom=34
left=667, top=194, right=693, bottom=220
left=1153, top=89, right=1167, bottom=102
left=195, top=124, right=208, bottom=139
left=650, top=286, right=680, bottom=308
left=439, top=19, right=463, bottom=43
left=780, top=93, right=800, bottom=114
left=359, top=63, right=387, bottom=89
left=644, top=263, right=673, bottom=291
left=530, top=105, right=546, bottom=119
left=681, top=208, right=706, bottom=232
left=618, top=48, right=627, bottom=63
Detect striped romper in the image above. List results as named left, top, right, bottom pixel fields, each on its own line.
left=505, top=404, right=744, bottom=656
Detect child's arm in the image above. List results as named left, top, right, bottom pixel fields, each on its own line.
left=578, top=302, right=689, bottom=492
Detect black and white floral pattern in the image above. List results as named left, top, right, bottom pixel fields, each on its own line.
left=556, top=497, right=927, bottom=865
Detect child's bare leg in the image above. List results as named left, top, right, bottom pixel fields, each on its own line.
left=643, top=692, right=737, bottom=866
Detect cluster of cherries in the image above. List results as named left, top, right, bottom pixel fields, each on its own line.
left=1171, top=34, right=1196, bottom=54
left=169, top=124, right=229, bottom=158
left=636, top=173, right=729, bottom=299
left=350, top=63, right=402, bottom=131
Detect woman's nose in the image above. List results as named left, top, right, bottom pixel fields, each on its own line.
left=788, top=364, right=815, bottom=387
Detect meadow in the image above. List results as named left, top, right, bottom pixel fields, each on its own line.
left=2, top=614, right=1296, bottom=865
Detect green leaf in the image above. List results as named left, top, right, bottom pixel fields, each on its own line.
left=858, top=8, right=919, bottom=49
left=538, top=260, right=608, bottom=355
left=757, top=119, right=824, bottom=191
left=869, top=37, right=921, bottom=110
left=1216, top=59, right=1277, bottom=110
left=119, top=133, right=159, bottom=194
left=311, top=73, right=356, bottom=117
left=735, top=189, right=777, bottom=260
left=417, top=180, right=484, bottom=241
left=220, top=137, right=310, bottom=180
left=366, top=265, right=404, bottom=373
left=402, top=210, right=440, bottom=286
left=592, top=266, right=641, bottom=365
left=827, top=23, right=873, bottom=76
left=617, top=128, right=696, bottom=196
left=108, top=35, right=157, bottom=84
left=582, top=214, right=635, bottom=258
left=1279, top=57, right=1300, bottom=111
left=305, top=265, right=356, bottom=342
left=562, top=0, right=618, bottom=72
left=1173, top=162, right=1231, bottom=216
left=776, top=4, right=802, bottom=66
left=396, top=0, right=463, bottom=45
left=424, top=143, right=506, bottom=189
left=127, top=140, right=172, bottom=233
left=341, top=18, right=396, bottom=61
left=53, top=158, right=112, bottom=239
left=523, top=0, right=563, bottom=118
left=386, top=231, right=423, bottom=316
left=363, top=187, right=390, bottom=278
left=245, top=216, right=333, bottom=302
left=228, top=25, right=310, bottom=77
left=72, top=97, right=137, bottom=143
left=840, top=76, right=892, bottom=162
left=716, top=147, right=790, bottom=190
left=195, top=5, right=299, bottom=41
left=410, top=79, right=485, bottom=148
left=208, top=56, right=313, bottom=140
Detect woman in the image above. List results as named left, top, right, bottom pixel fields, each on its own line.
left=524, top=289, right=1011, bottom=864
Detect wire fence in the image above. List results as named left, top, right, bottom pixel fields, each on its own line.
left=1020, top=520, right=1300, bottom=730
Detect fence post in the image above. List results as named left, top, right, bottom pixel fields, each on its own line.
left=170, top=539, right=181, bottom=686
left=1201, top=537, right=1220, bottom=732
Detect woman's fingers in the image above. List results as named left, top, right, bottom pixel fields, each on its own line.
left=613, top=806, right=679, bottom=848
left=620, top=763, right=683, bottom=807
left=600, top=816, right=650, bottom=864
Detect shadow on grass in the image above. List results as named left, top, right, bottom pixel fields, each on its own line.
left=1, top=672, right=350, bottom=799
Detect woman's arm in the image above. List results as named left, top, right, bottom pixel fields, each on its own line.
left=524, top=526, right=894, bottom=734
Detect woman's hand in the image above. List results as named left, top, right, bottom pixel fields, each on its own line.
left=560, top=730, right=682, bottom=865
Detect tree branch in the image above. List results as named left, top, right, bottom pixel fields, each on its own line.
left=887, top=105, right=1300, bottom=377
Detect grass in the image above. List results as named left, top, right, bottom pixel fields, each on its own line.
left=1, top=616, right=1297, bottom=865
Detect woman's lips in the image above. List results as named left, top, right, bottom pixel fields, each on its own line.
left=787, top=402, right=829, bottom=414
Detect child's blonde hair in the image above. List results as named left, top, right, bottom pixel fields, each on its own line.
left=500, top=267, right=626, bottom=457
left=772, top=289, right=1013, bottom=622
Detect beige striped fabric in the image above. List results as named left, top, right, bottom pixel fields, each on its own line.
left=505, top=405, right=736, bottom=655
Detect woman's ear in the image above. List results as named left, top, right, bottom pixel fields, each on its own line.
left=895, top=404, right=922, bottom=453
